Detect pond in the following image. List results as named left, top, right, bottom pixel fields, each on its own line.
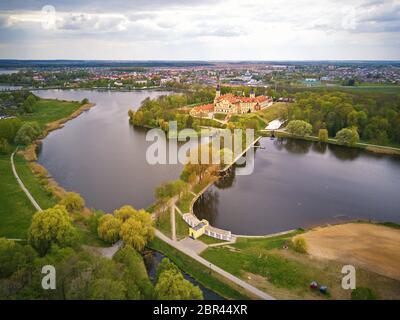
left=143, top=249, right=223, bottom=300
left=194, top=137, right=400, bottom=235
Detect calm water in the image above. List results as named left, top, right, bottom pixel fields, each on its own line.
left=35, top=89, right=182, bottom=212
left=143, top=250, right=223, bottom=300
left=194, top=138, right=400, bottom=235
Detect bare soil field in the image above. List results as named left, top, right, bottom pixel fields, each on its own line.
left=299, top=223, right=400, bottom=281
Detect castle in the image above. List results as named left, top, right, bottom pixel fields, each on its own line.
left=190, top=85, right=273, bottom=117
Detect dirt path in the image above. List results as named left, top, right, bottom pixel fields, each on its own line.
left=300, top=223, right=400, bottom=281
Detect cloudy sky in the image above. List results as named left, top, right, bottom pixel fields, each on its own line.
left=0, top=0, right=399, bottom=60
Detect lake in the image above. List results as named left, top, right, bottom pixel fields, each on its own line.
left=194, top=138, right=400, bottom=235
left=35, top=89, right=182, bottom=212
left=35, top=89, right=400, bottom=234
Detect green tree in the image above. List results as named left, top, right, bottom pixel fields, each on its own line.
left=286, top=120, right=313, bottom=137
left=114, top=205, right=137, bottom=222
left=0, top=138, right=11, bottom=154
left=335, top=127, right=360, bottom=147
left=14, top=122, right=41, bottom=145
left=28, top=205, right=77, bottom=256
left=97, top=214, right=122, bottom=244
left=318, top=129, right=329, bottom=142
left=155, top=269, right=203, bottom=300
left=60, top=192, right=85, bottom=213
left=0, top=118, right=23, bottom=143
left=119, top=210, right=154, bottom=251
left=89, top=278, right=127, bottom=300
left=0, top=238, right=37, bottom=278
left=22, top=94, right=37, bottom=113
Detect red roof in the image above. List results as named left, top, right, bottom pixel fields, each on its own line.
left=217, top=93, right=269, bottom=104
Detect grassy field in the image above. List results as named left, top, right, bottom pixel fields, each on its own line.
left=147, top=237, right=254, bottom=300
left=0, top=153, right=57, bottom=239
left=20, top=99, right=82, bottom=129
left=156, top=209, right=189, bottom=240
left=200, top=230, right=400, bottom=299
left=176, top=192, right=195, bottom=213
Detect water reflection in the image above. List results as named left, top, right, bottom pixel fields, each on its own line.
left=195, top=137, right=400, bottom=235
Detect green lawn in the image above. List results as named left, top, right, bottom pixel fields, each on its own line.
left=0, top=155, right=34, bottom=239
left=155, top=211, right=171, bottom=238
left=176, top=192, right=195, bottom=213
left=198, top=235, right=228, bottom=245
left=176, top=212, right=189, bottom=240
left=0, top=154, right=57, bottom=239
left=20, top=99, right=81, bottom=129
left=147, top=237, right=252, bottom=300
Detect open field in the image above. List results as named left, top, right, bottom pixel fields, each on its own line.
left=201, top=227, right=400, bottom=299
left=299, top=223, right=400, bottom=281
left=20, top=99, right=82, bottom=129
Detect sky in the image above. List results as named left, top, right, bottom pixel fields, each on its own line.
left=0, top=0, right=399, bottom=60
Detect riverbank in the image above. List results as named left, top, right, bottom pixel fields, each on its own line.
left=259, top=129, right=400, bottom=156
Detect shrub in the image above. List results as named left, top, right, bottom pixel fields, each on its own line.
left=60, top=192, right=85, bottom=213
left=292, top=237, right=308, bottom=253
left=318, top=129, right=329, bottom=142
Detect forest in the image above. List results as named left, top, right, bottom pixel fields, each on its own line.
left=286, top=91, right=400, bottom=146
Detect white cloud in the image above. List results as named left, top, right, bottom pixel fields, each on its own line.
left=0, top=0, right=399, bottom=59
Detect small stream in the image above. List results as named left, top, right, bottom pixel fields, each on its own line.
left=143, top=249, right=224, bottom=300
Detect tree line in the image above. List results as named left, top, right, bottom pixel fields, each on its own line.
left=285, top=91, right=400, bottom=146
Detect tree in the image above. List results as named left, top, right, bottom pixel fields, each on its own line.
left=89, top=278, right=127, bottom=300
left=0, top=118, right=22, bottom=143
left=14, top=122, right=41, bottom=145
left=286, top=120, right=313, bottom=137
left=0, top=238, right=36, bottom=278
left=22, top=94, right=37, bottom=113
left=0, top=138, right=11, bottom=154
left=119, top=210, right=154, bottom=251
left=155, top=269, right=203, bottom=300
left=60, top=192, right=85, bottom=213
left=335, top=127, right=360, bottom=147
left=97, top=214, right=122, bottom=244
left=114, top=205, right=137, bottom=222
left=28, top=205, right=77, bottom=255
left=318, top=129, right=329, bottom=142
left=81, top=98, right=89, bottom=105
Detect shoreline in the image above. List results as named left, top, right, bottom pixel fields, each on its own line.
left=259, top=129, right=400, bottom=156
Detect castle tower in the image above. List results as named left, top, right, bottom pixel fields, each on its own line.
left=215, top=84, right=221, bottom=99
left=249, top=88, right=255, bottom=98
